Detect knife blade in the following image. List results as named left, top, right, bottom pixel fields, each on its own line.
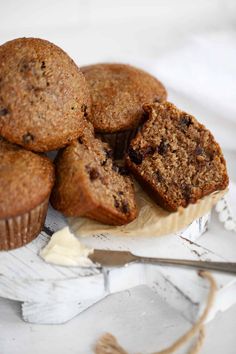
left=89, top=249, right=236, bottom=275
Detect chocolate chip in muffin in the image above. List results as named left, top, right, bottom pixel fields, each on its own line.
left=181, top=183, right=192, bottom=202
left=113, top=196, right=120, bottom=209
left=121, top=201, right=130, bottom=214
left=22, top=132, right=34, bottom=144
left=143, top=145, right=155, bottom=156
left=195, top=145, right=204, bottom=155
left=86, top=166, right=100, bottom=181
left=156, top=170, right=163, bottom=182
left=180, top=115, right=193, bottom=128
left=81, top=104, right=88, bottom=117
left=128, top=147, right=143, bottom=165
left=157, top=139, right=169, bottom=155
left=0, top=108, right=9, bottom=116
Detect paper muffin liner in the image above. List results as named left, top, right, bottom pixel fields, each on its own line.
left=68, top=183, right=227, bottom=238
left=0, top=198, right=49, bottom=250
left=96, top=127, right=139, bottom=159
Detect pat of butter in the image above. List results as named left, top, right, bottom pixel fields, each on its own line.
left=40, top=226, right=94, bottom=267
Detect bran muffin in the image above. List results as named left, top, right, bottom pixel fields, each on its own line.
left=126, top=102, right=229, bottom=212
left=0, top=138, right=55, bottom=250
left=0, top=37, right=90, bottom=152
left=51, top=132, right=138, bottom=226
left=81, top=63, right=167, bottom=158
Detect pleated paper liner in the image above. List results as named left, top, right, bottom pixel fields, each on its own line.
left=0, top=198, right=49, bottom=250
left=69, top=183, right=227, bottom=238
left=96, top=127, right=139, bottom=160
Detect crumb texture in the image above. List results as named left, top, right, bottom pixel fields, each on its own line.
left=126, top=102, right=229, bottom=211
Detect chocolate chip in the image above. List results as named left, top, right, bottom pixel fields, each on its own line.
left=0, top=108, right=9, bottom=116
left=128, top=147, right=143, bottom=165
left=181, top=184, right=192, bottom=202
left=101, top=159, right=107, bottom=166
left=113, top=196, right=120, bottom=209
left=41, top=61, right=46, bottom=69
left=71, top=106, right=75, bottom=110
left=78, top=137, right=83, bottom=144
left=180, top=115, right=193, bottom=128
left=195, top=146, right=204, bottom=155
left=22, top=133, right=34, bottom=144
left=81, top=104, right=88, bottom=117
left=121, top=201, right=130, bottom=214
left=156, top=171, right=163, bottom=182
left=118, top=191, right=124, bottom=196
left=157, top=139, right=169, bottom=155
left=20, top=62, right=29, bottom=72
left=88, top=168, right=100, bottom=181
left=143, top=145, right=155, bottom=156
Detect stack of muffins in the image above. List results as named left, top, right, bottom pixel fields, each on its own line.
left=0, top=37, right=229, bottom=251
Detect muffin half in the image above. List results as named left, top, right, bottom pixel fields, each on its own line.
left=126, top=102, right=229, bottom=211
left=51, top=130, right=137, bottom=226
left=0, top=138, right=55, bottom=250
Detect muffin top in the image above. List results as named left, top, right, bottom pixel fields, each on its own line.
left=81, top=63, right=167, bottom=133
left=0, top=138, right=55, bottom=218
left=0, top=37, right=90, bottom=152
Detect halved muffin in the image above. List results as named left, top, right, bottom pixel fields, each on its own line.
left=126, top=102, right=229, bottom=211
left=51, top=132, right=137, bottom=226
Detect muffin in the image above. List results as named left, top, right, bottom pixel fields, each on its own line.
left=51, top=130, right=137, bottom=226
left=81, top=63, right=167, bottom=158
left=126, top=102, right=229, bottom=212
left=0, top=138, right=55, bottom=250
left=0, top=37, right=90, bottom=152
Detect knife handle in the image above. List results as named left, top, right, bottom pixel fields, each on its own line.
left=138, top=257, right=236, bottom=275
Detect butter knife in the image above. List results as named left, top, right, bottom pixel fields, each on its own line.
left=89, top=249, right=236, bottom=275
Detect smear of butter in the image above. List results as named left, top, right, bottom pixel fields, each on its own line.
left=40, top=226, right=94, bottom=267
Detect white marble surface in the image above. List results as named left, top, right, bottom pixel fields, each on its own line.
left=0, top=0, right=236, bottom=353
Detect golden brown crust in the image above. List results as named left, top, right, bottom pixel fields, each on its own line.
left=81, top=63, right=167, bottom=133
left=126, top=102, right=229, bottom=212
left=0, top=37, right=90, bottom=151
left=51, top=136, right=138, bottom=226
left=0, top=138, right=55, bottom=218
